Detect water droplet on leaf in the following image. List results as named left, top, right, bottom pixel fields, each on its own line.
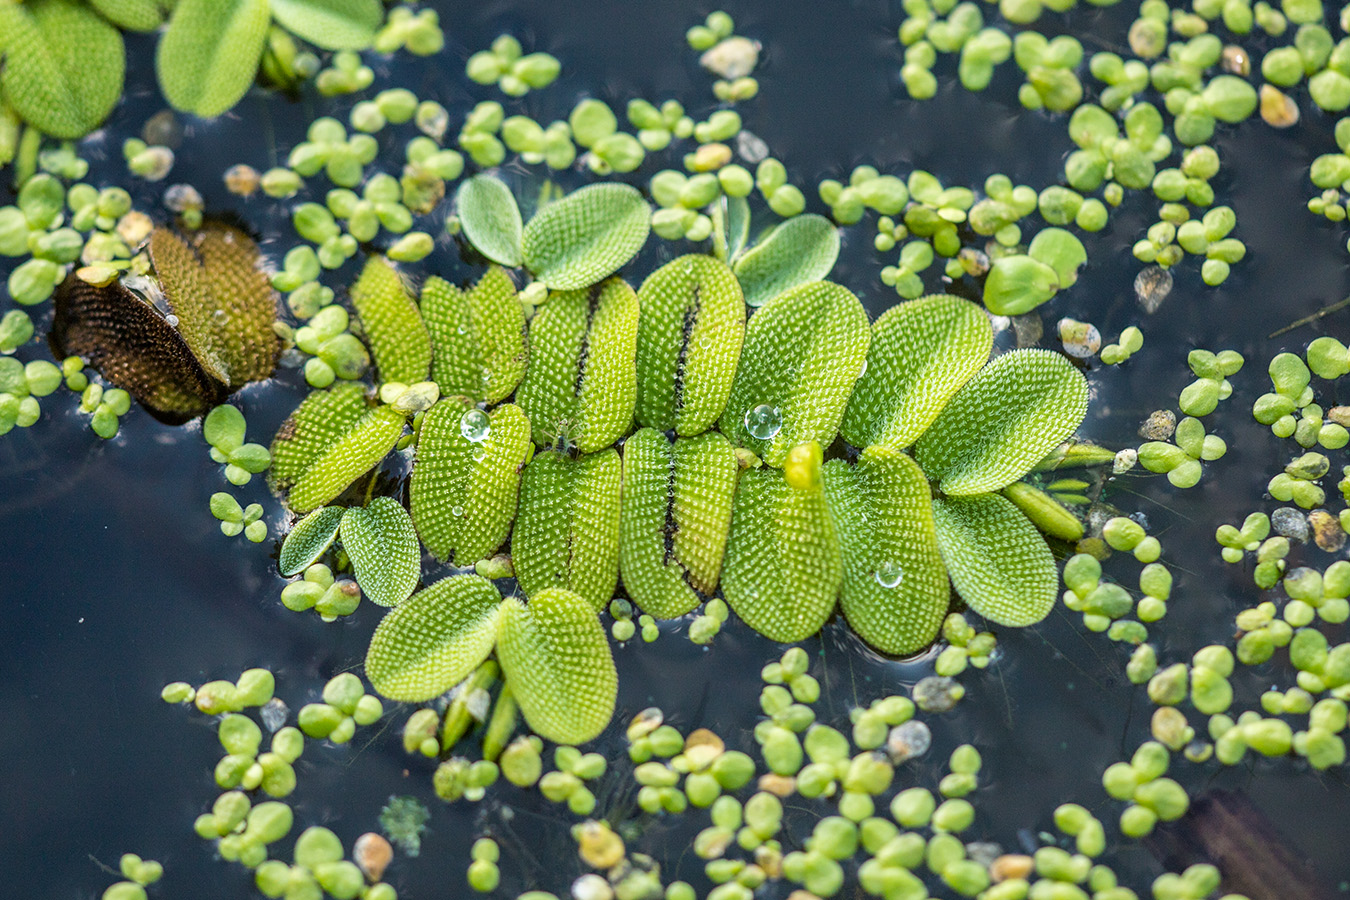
left=460, top=408, right=491, bottom=442
left=744, top=403, right=782, bottom=440
left=874, top=561, right=905, bottom=589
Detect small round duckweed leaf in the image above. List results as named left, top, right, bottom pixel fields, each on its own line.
left=521, top=182, right=651, bottom=290
left=1027, top=228, right=1088, bottom=289
left=823, top=447, right=949, bottom=655
left=279, top=506, right=345, bottom=576
left=340, top=498, right=420, bottom=607
left=916, top=348, right=1089, bottom=496
left=365, top=575, right=503, bottom=702
left=0, top=0, right=125, bottom=138
left=204, top=405, right=247, bottom=453
left=457, top=176, right=525, bottom=267
left=287, top=405, right=406, bottom=513
left=268, top=384, right=372, bottom=494
left=840, top=294, right=992, bottom=451
left=932, top=493, right=1057, bottom=627
left=496, top=588, right=618, bottom=745
left=349, top=256, right=432, bottom=386
left=421, top=267, right=528, bottom=404
left=982, top=254, right=1060, bottom=315
left=732, top=213, right=841, bottom=307
left=156, top=0, right=270, bottom=118
left=268, top=0, right=382, bottom=50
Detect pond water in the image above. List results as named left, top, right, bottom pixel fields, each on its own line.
left=2, top=1, right=1350, bottom=898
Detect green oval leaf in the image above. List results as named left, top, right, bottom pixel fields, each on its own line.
left=349, top=256, right=432, bottom=386
left=932, top=494, right=1057, bottom=627
left=497, top=588, right=618, bottom=745
left=722, top=463, right=841, bottom=643
left=732, top=214, right=841, bottom=308
left=915, top=348, right=1089, bottom=496
left=365, top=575, right=503, bottom=702
left=156, top=0, right=270, bottom=118
left=341, top=497, right=420, bottom=607
left=516, top=279, right=638, bottom=453
left=720, top=281, right=870, bottom=467
left=287, top=405, right=406, bottom=513
left=840, top=294, right=992, bottom=451
left=521, top=182, right=651, bottom=290
left=982, top=254, right=1059, bottom=316
left=87, top=0, right=164, bottom=31
left=421, top=267, right=527, bottom=403
left=269, top=384, right=371, bottom=494
left=410, top=399, right=531, bottom=565
left=457, top=176, right=524, bottom=268
left=635, top=254, right=746, bottom=436
left=0, top=0, right=125, bottom=138
left=619, top=428, right=739, bottom=618
left=823, top=448, right=949, bottom=656
left=279, top=506, right=345, bottom=576
left=513, top=449, right=621, bottom=611
left=268, top=0, right=382, bottom=51
left=1027, top=227, right=1087, bottom=289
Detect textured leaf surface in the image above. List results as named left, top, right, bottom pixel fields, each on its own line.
left=87, top=0, right=163, bottom=31
left=516, top=280, right=638, bottom=452
left=915, top=348, right=1089, bottom=495
left=149, top=223, right=280, bottom=390
left=410, top=399, right=531, bottom=565
left=457, top=176, right=524, bottom=268
left=823, top=448, right=948, bottom=655
left=365, top=575, right=503, bottom=702
left=49, top=275, right=225, bottom=423
left=421, top=267, right=527, bottom=403
left=513, top=449, right=621, bottom=610
left=287, top=405, right=406, bottom=513
left=156, top=0, right=269, bottom=118
left=341, top=497, right=420, bottom=607
left=279, top=506, right=345, bottom=576
left=722, top=465, right=841, bottom=642
left=840, top=294, right=992, bottom=451
left=350, top=256, right=432, bottom=386
left=0, top=0, right=124, bottom=138
left=635, top=254, right=745, bottom=436
left=522, top=182, right=651, bottom=290
left=497, top=588, right=618, bottom=745
left=720, top=281, right=869, bottom=467
left=733, top=214, right=840, bottom=308
left=269, top=383, right=370, bottom=493
left=619, top=429, right=738, bottom=618
left=932, top=494, right=1057, bottom=627
left=268, top=0, right=382, bottom=50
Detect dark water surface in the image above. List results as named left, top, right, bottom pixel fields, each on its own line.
left=3, top=1, right=1350, bottom=897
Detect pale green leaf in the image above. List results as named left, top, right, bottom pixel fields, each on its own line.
left=719, top=281, right=869, bottom=467
left=365, top=575, right=503, bottom=702
left=497, top=588, right=618, bottom=745
left=823, top=448, right=948, bottom=655
left=156, top=0, right=270, bottom=118
left=1027, top=227, right=1087, bottom=288
left=513, top=449, right=621, bottom=611
left=840, top=294, right=991, bottom=451
left=516, top=279, right=638, bottom=453
left=420, top=267, right=527, bottom=403
left=635, top=254, right=745, bottom=436
left=456, top=175, right=524, bottom=268
left=279, top=506, right=345, bottom=576
left=723, top=195, right=751, bottom=262
left=0, top=0, right=124, bottom=139
left=619, top=428, right=738, bottom=618
left=521, top=182, right=651, bottom=290
left=269, top=384, right=371, bottom=494
left=350, top=256, right=432, bottom=386
left=981, top=254, right=1059, bottom=316
left=915, top=348, right=1089, bottom=495
left=87, top=0, right=163, bottom=31
left=722, top=463, right=841, bottom=643
left=932, top=494, right=1057, bottom=627
left=287, top=405, right=406, bottom=513
left=269, top=0, right=382, bottom=50
left=341, top=497, right=420, bottom=608
left=732, top=214, right=840, bottom=307
left=410, top=399, right=531, bottom=565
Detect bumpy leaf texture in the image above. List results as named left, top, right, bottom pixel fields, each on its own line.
left=269, top=383, right=371, bottom=493
left=286, top=404, right=406, bottom=513
left=278, top=505, right=345, bottom=576
left=156, top=0, right=270, bottom=118
left=732, top=213, right=840, bottom=307
left=521, top=182, right=651, bottom=290
left=341, top=497, right=420, bottom=607
left=349, top=256, right=432, bottom=386
left=268, top=0, right=383, bottom=50
left=421, top=267, right=527, bottom=403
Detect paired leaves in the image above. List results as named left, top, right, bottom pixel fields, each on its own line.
left=619, top=429, right=738, bottom=618
left=410, top=399, right=531, bottom=565
left=522, top=183, right=651, bottom=290
left=268, top=0, right=383, bottom=51
left=634, top=254, right=745, bottom=436
left=420, top=267, right=527, bottom=403
left=286, top=404, right=406, bottom=513
left=457, top=176, right=524, bottom=268
left=516, top=279, right=638, bottom=452
left=349, top=257, right=432, bottom=386
left=269, top=383, right=371, bottom=493
left=156, top=0, right=270, bottom=118
left=341, top=498, right=420, bottom=607
left=513, top=449, right=622, bottom=610
left=840, top=295, right=992, bottom=451
left=932, top=494, right=1057, bottom=627
left=720, top=281, right=869, bottom=467
left=732, top=214, right=840, bottom=308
